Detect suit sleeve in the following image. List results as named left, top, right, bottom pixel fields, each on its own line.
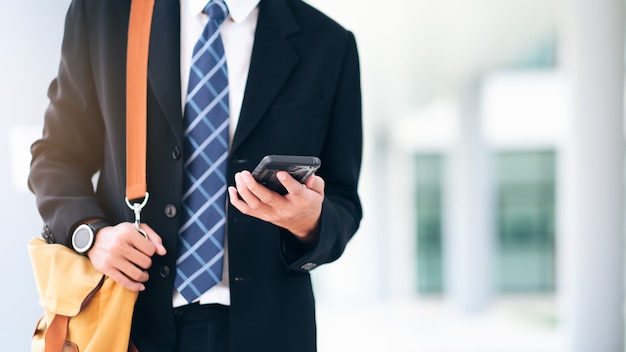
left=281, top=31, right=363, bottom=272
left=29, top=0, right=108, bottom=246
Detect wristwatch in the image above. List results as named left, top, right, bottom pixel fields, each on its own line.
left=71, top=221, right=109, bottom=255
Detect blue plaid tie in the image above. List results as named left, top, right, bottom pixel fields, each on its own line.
left=175, top=0, right=229, bottom=302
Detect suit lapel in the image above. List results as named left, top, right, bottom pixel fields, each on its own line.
left=143, top=0, right=299, bottom=152
left=231, top=0, right=299, bottom=154
left=147, top=0, right=183, bottom=144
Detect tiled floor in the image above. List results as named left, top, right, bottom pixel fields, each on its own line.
left=316, top=296, right=562, bottom=352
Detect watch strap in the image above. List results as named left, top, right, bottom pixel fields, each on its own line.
left=87, top=220, right=110, bottom=236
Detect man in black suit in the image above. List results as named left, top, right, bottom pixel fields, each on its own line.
left=29, top=0, right=362, bottom=351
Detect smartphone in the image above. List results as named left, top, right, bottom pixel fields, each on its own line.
left=252, top=155, right=321, bottom=194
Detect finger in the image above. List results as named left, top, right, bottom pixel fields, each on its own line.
left=228, top=186, right=250, bottom=212
left=140, top=223, right=167, bottom=256
left=277, top=171, right=307, bottom=196
left=126, top=225, right=157, bottom=257
left=239, top=171, right=276, bottom=199
left=229, top=183, right=273, bottom=223
left=126, top=247, right=153, bottom=270
left=108, top=270, right=146, bottom=292
left=111, top=234, right=153, bottom=271
left=305, top=175, right=325, bottom=194
left=236, top=172, right=271, bottom=208
left=118, top=257, right=150, bottom=283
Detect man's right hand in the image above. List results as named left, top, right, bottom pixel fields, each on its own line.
left=87, top=222, right=167, bottom=291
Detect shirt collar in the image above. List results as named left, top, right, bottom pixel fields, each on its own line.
left=189, top=0, right=260, bottom=23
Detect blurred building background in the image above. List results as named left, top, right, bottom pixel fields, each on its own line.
left=0, top=0, right=624, bottom=351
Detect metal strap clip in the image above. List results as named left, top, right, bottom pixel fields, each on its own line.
left=125, top=192, right=150, bottom=239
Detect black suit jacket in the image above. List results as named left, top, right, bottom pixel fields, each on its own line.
left=29, top=0, right=362, bottom=351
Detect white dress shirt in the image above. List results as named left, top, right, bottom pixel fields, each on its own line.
left=173, top=0, right=260, bottom=308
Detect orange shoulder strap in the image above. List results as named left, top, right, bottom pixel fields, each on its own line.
left=126, top=0, right=155, bottom=201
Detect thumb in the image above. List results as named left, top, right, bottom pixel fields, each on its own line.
left=305, top=174, right=325, bottom=194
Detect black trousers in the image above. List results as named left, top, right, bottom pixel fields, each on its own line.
left=173, top=303, right=230, bottom=352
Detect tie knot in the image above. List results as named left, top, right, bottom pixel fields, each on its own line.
left=205, top=0, right=229, bottom=24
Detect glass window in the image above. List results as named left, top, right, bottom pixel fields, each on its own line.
left=496, top=150, right=556, bottom=292
left=414, top=150, right=556, bottom=294
left=415, top=154, right=444, bottom=293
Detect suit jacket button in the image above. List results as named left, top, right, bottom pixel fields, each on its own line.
left=159, top=265, right=171, bottom=278
left=300, top=262, right=317, bottom=271
left=41, top=225, right=55, bottom=244
left=165, top=204, right=177, bottom=218
left=171, top=146, right=181, bottom=160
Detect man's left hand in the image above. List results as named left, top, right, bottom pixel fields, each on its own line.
left=228, top=170, right=324, bottom=245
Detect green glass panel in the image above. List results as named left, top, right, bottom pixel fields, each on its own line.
left=496, top=150, right=556, bottom=292
left=414, top=150, right=556, bottom=294
left=415, top=154, right=444, bottom=293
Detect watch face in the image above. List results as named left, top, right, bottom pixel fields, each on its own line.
left=72, top=224, right=94, bottom=253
